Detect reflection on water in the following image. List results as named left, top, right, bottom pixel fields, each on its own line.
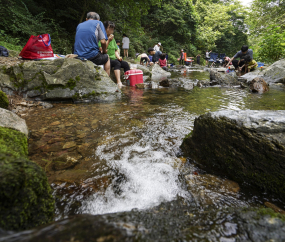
left=24, top=79, right=285, bottom=220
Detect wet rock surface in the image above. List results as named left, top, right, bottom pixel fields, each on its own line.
left=249, top=77, right=269, bottom=93
left=181, top=110, right=285, bottom=199
left=0, top=58, right=120, bottom=102
left=210, top=70, right=239, bottom=86
left=1, top=199, right=285, bottom=241
left=149, top=64, right=171, bottom=82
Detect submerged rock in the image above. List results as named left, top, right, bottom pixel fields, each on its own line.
left=0, top=108, right=28, bottom=136
left=0, top=58, right=120, bottom=102
left=181, top=110, right=285, bottom=199
left=249, top=77, right=269, bottom=93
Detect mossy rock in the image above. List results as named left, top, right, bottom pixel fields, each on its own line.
left=0, top=127, right=55, bottom=231
left=0, top=90, right=9, bottom=109
left=0, top=126, right=28, bottom=158
left=0, top=153, right=55, bottom=231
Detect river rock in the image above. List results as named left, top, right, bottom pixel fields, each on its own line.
left=262, top=59, right=285, bottom=83
left=150, top=64, right=171, bottom=82
left=0, top=108, right=28, bottom=136
left=136, top=64, right=152, bottom=77
left=0, top=126, right=54, bottom=231
left=0, top=90, right=9, bottom=109
left=2, top=201, right=285, bottom=241
left=249, top=77, right=269, bottom=93
left=0, top=58, right=120, bottom=102
left=241, top=59, right=285, bottom=84
left=210, top=70, right=239, bottom=86
left=181, top=110, right=285, bottom=199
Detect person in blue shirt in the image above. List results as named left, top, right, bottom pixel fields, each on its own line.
left=74, top=12, right=111, bottom=76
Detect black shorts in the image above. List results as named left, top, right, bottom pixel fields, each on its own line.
left=141, top=57, right=148, bottom=63
left=110, top=59, right=130, bottom=72
left=88, top=52, right=109, bottom=65
left=205, top=57, right=210, bottom=60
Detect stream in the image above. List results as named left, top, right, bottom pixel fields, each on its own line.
left=3, top=68, right=285, bottom=241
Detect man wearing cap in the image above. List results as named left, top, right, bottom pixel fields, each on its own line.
left=154, top=42, right=162, bottom=52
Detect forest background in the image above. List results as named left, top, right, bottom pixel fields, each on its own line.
left=0, top=0, right=284, bottom=64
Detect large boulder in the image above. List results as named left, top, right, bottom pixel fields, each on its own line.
left=2, top=202, right=285, bottom=241
left=0, top=126, right=54, bottom=231
left=0, top=58, right=120, bottom=102
left=0, top=108, right=28, bottom=136
left=210, top=70, right=239, bottom=86
left=241, top=59, right=285, bottom=84
left=0, top=90, right=9, bottom=109
left=149, top=64, right=171, bottom=82
left=262, top=59, right=285, bottom=83
left=181, top=110, right=285, bottom=199
left=249, top=77, right=269, bottom=93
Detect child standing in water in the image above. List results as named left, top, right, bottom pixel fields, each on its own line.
left=159, top=53, right=168, bottom=71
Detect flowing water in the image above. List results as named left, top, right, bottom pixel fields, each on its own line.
left=16, top=68, right=285, bottom=239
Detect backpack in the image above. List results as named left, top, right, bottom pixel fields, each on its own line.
left=0, top=46, right=9, bottom=57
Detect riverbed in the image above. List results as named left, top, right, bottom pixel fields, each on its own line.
left=7, top=68, right=285, bottom=240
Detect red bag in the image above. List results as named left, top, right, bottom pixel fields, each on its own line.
left=20, top=34, right=54, bottom=59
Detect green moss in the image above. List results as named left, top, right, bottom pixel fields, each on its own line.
left=0, top=153, right=55, bottom=231
left=257, top=208, right=285, bottom=221
left=0, top=90, right=9, bottom=109
left=0, top=126, right=28, bottom=158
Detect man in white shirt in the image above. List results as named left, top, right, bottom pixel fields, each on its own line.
left=154, top=42, right=162, bottom=52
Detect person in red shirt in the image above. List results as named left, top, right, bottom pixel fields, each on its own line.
left=159, top=53, right=168, bottom=70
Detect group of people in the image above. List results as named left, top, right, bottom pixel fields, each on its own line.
left=73, top=12, right=130, bottom=88
left=139, top=42, right=168, bottom=70
left=206, top=46, right=257, bottom=73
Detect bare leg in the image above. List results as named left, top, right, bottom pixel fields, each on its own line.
left=104, top=58, right=111, bottom=76
left=114, top=70, right=122, bottom=88
left=126, top=50, right=128, bottom=57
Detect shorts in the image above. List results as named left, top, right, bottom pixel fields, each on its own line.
left=88, top=52, right=109, bottom=65
left=110, top=59, right=130, bottom=72
left=123, top=48, right=129, bottom=50
left=141, top=57, right=148, bottom=63
left=205, top=57, right=210, bottom=60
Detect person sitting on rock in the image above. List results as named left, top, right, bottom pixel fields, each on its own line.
left=148, top=47, right=162, bottom=65
left=99, top=21, right=130, bottom=88
left=159, top=53, right=168, bottom=71
left=140, top=53, right=150, bottom=66
left=238, top=55, right=258, bottom=73
left=226, top=45, right=253, bottom=71
left=74, top=12, right=110, bottom=76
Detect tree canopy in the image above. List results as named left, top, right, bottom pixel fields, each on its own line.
left=1, top=0, right=283, bottom=63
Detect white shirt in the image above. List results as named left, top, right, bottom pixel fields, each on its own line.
left=154, top=44, right=160, bottom=52
left=122, top=37, right=130, bottom=49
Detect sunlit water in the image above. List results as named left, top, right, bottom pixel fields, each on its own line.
left=24, top=72, right=285, bottom=220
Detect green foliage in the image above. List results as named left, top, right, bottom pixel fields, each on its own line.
left=0, top=90, right=9, bottom=109
left=256, top=25, right=285, bottom=63
left=248, top=0, right=285, bottom=63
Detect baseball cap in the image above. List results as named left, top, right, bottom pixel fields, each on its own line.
left=158, top=42, right=161, bottom=45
